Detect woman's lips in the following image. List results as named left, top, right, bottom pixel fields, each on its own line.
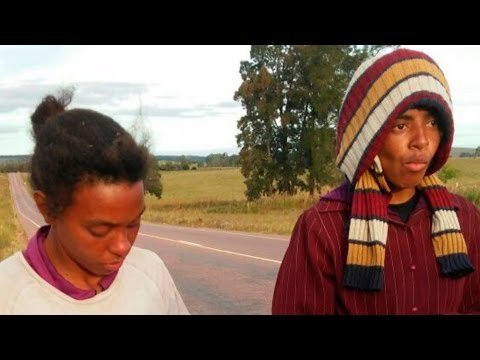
left=103, top=261, right=123, bottom=272
left=404, top=162, right=428, bottom=172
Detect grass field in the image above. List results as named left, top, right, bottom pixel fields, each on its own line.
left=143, top=168, right=320, bottom=235
left=0, top=174, right=27, bottom=261
left=443, top=157, right=480, bottom=188
left=144, top=158, right=480, bottom=235
left=441, top=157, right=480, bottom=206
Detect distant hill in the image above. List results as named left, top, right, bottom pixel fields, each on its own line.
left=155, top=147, right=239, bottom=157
left=1, top=154, right=210, bottom=164
left=0, top=155, right=30, bottom=164
left=451, top=147, right=475, bottom=157
left=155, top=155, right=206, bottom=163
left=1, top=148, right=474, bottom=164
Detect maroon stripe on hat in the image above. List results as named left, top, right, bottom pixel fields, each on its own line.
left=350, top=92, right=452, bottom=183
left=336, top=49, right=435, bottom=152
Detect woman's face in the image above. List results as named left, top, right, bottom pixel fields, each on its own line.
left=378, top=108, right=441, bottom=203
left=46, top=180, right=145, bottom=279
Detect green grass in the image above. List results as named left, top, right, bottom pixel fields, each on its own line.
left=160, top=168, right=246, bottom=202
left=0, top=174, right=27, bottom=260
left=443, top=157, right=480, bottom=187
left=444, top=158, right=480, bottom=206
left=143, top=168, right=322, bottom=235
left=144, top=192, right=318, bottom=235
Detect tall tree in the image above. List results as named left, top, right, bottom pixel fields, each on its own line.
left=235, top=46, right=304, bottom=199
left=130, top=97, right=163, bottom=198
left=235, top=45, right=397, bottom=200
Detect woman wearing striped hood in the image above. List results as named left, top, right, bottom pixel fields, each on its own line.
left=272, top=48, right=480, bottom=314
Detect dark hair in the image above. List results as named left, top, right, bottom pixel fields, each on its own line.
left=30, top=95, right=148, bottom=217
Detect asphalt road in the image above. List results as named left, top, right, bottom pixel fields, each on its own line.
left=7, top=173, right=290, bottom=314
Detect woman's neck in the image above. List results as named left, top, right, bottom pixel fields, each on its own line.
left=43, top=231, right=102, bottom=291
left=389, top=187, right=417, bottom=205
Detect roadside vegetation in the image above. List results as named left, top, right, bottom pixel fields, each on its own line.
left=0, top=174, right=27, bottom=261
left=440, top=157, right=480, bottom=206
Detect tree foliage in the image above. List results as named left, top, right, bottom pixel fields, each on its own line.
left=475, top=146, right=480, bottom=158
left=438, top=165, right=459, bottom=184
left=205, top=153, right=239, bottom=167
left=0, top=159, right=30, bottom=173
left=130, top=98, right=163, bottom=199
left=234, top=45, right=397, bottom=200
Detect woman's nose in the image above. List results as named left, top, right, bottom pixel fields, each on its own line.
left=109, top=228, right=132, bottom=257
left=411, top=125, right=429, bottom=150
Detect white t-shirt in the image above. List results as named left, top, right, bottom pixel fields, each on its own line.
left=0, top=246, right=189, bottom=315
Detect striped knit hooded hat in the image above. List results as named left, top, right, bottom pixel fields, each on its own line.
left=336, top=48, right=474, bottom=291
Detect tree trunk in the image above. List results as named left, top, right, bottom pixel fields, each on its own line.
left=308, top=173, right=315, bottom=197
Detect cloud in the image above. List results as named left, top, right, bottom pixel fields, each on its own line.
left=74, top=82, right=149, bottom=105
left=0, top=83, right=59, bottom=113
left=0, top=82, right=123, bottom=113
left=0, top=81, right=243, bottom=119
left=216, top=100, right=241, bottom=109
left=0, top=122, right=25, bottom=134
left=141, top=101, right=242, bottom=119
left=0, top=46, right=67, bottom=79
left=0, top=81, right=154, bottom=113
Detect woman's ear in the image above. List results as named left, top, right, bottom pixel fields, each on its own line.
left=33, top=191, right=54, bottom=224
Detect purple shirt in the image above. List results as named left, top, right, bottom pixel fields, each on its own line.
left=272, top=182, right=480, bottom=314
left=23, top=225, right=118, bottom=300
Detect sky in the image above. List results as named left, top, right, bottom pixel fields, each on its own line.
left=0, top=45, right=479, bottom=156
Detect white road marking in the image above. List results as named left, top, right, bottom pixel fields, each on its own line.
left=139, top=232, right=281, bottom=264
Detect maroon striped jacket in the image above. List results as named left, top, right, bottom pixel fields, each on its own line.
left=272, top=183, right=480, bottom=314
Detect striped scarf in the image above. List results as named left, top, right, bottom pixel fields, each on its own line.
left=336, top=48, right=474, bottom=291
left=343, top=156, right=473, bottom=291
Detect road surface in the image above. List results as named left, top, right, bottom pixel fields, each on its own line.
left=7, top=173, right=290, bottom=314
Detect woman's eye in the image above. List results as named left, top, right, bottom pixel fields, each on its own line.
left=128, top=222, right=140, bottom=229
left=88, top=226, right=111, bottom=237
left=89, top=231, right=106, bottom=237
